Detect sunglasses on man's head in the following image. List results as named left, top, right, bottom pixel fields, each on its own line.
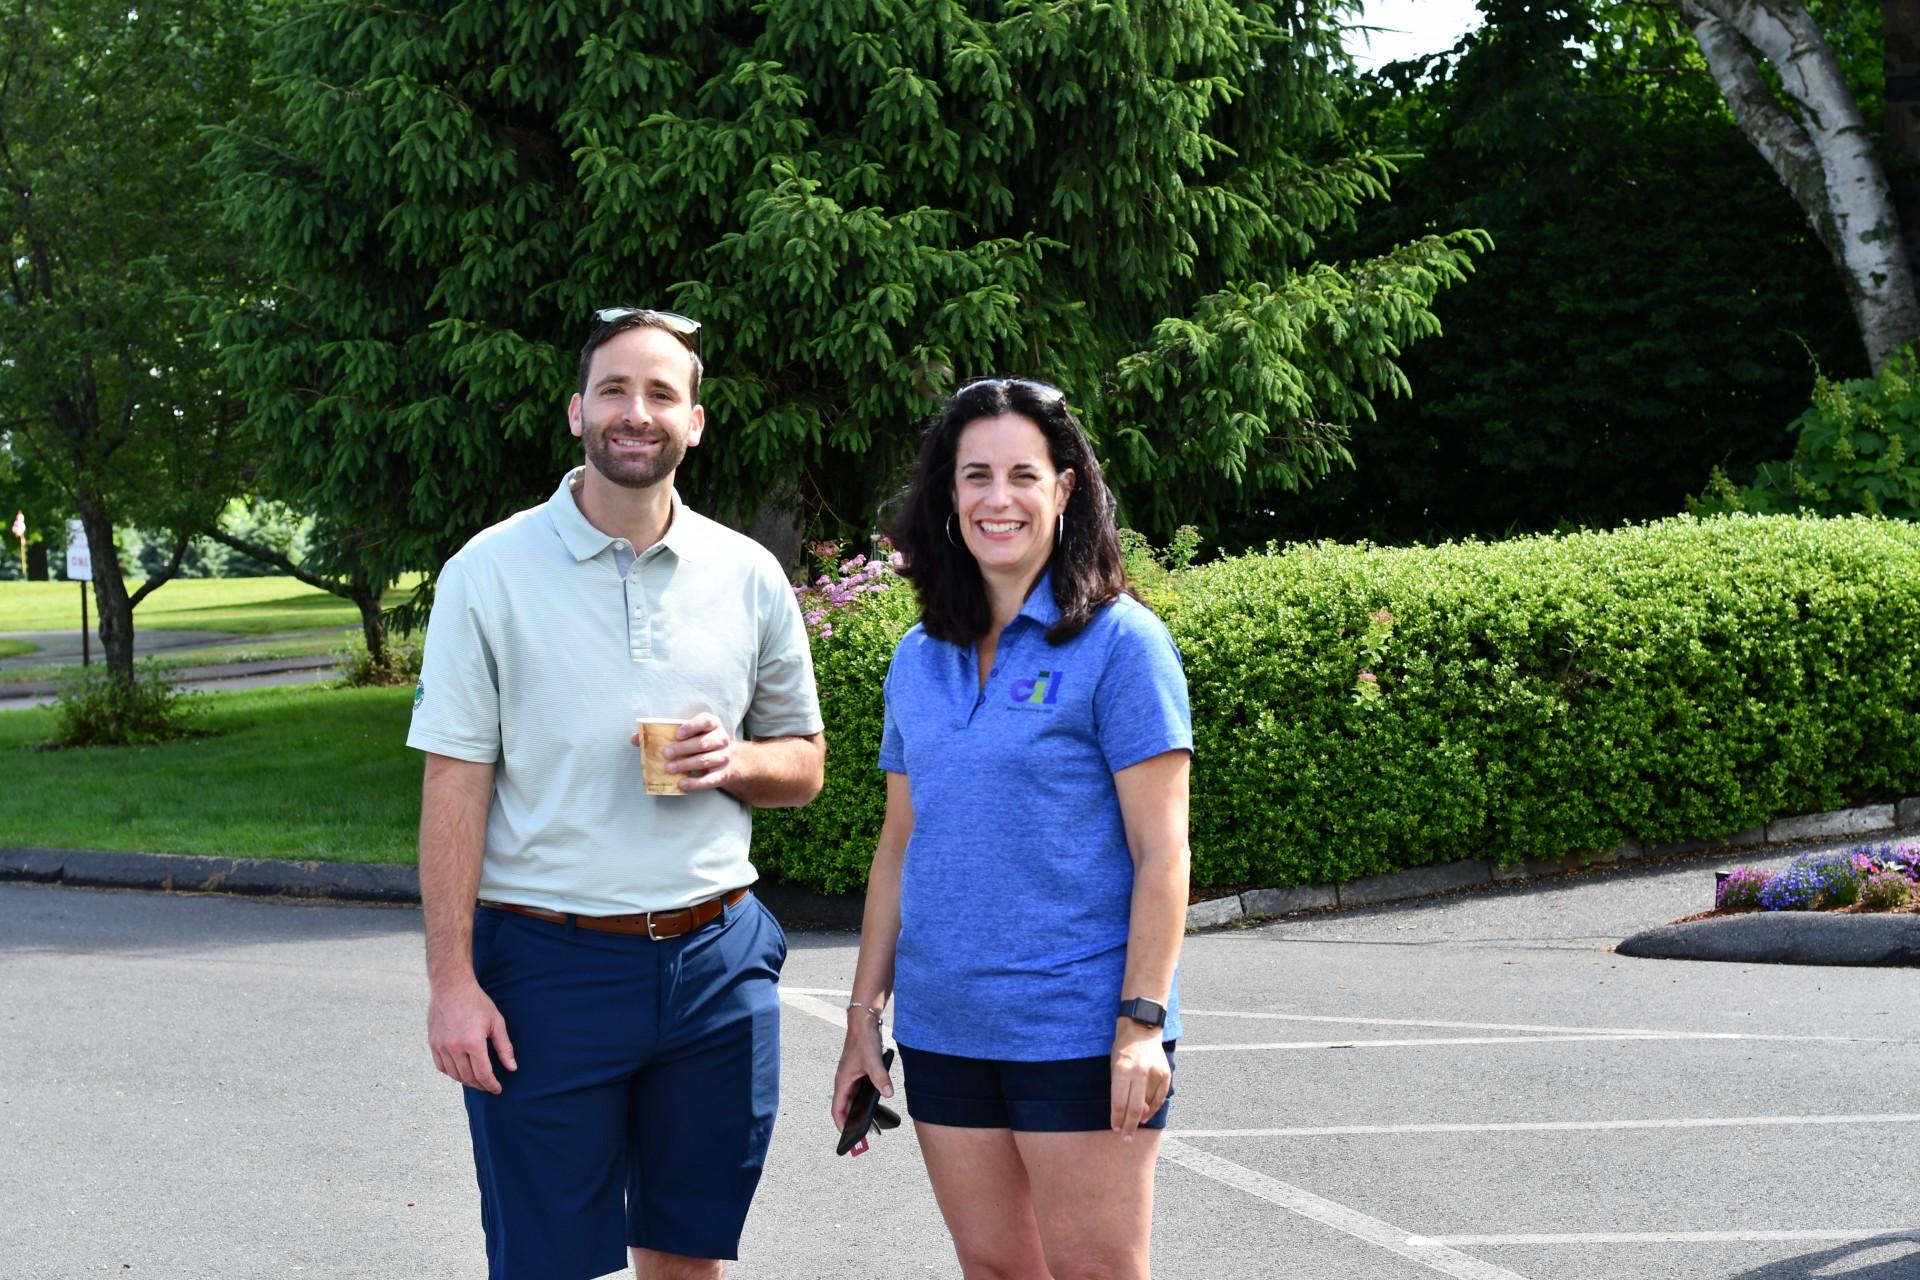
left=836, top=1047, right=901, bottom=1157
left=594, top=308, right=703, bottom=357
left=595, top=307, right=701, bottom=334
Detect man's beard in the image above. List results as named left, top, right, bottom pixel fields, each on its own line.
left=585, top=424, right=686, bottom=490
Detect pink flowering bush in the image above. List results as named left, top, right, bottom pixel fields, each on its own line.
left=756, top=539, right=919, bottom=893
left=1861, top=841, right=1920, bottom=882
left=792, top=539, right=904, bottom=641
left=1859, top=871, right=1914, bottom=911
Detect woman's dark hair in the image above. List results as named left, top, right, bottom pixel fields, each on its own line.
left=890, top=377, right=1129, bottom=646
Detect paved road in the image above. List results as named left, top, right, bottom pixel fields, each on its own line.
left=0, top=628, right=350, bottom=710
left=0, top=663, right=340, bottom=711
left=3, top=856, right=1917, bottom=1280
left=0, top=629, right=248, bottom=670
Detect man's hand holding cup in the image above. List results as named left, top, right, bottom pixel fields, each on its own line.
left=633, top=712, right=733, bottom=794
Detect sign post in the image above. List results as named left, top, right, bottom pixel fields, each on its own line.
left=10, top=511, right=23, bottom=578
left=66, top=519, right=92, bottom=667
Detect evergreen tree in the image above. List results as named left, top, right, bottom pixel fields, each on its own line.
left=213, top=0, right=1481, bottom=593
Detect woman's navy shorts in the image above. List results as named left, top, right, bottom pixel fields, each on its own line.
left=464, top=893, right=786, bottom=1279
left=898, top=1041, right=1176, bottom=1132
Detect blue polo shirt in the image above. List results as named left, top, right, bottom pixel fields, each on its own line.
left=879, top=575, right=1192, bottom=1060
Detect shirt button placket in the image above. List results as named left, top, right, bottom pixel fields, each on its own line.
left=621, top=545, right=651, bottom=663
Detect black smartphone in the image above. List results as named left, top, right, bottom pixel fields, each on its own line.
left=836, top=1047, right=900, bottom=1156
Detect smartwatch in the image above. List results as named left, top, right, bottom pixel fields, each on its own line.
left=1117, top=996, right=1167, bottom=1029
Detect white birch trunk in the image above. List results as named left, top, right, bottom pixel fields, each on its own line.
left=1681, top=0, right=1920, bottom=372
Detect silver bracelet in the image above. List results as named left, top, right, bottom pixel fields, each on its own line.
left=847, top=999, right=886, bottom=1025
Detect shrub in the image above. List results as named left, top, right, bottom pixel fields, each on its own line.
left=1859, top=870, right=1914, bottom=911
left=1715, top=866, right=1770, bottom=912
left=45, top=663, right=202, bottom=748
left=1173, top=515, right=1920, bottom=888
left=338, top=642, right=422, bottom=688
left=1117, top=525, right=1202, bottom=613
left=1759, top=851, right=1874, bottom=912
left=754, top=514, right=1920, bottom=895
left=1695, top=351, right=1920, bottom=520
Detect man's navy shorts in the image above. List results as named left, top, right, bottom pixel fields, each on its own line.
left=465, top=893, right=786, bottom=1279
left=898, top=1042, right=1176, bottom=1131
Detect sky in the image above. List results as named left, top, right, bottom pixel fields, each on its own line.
left=1346, top=0, right=1485, bottom=70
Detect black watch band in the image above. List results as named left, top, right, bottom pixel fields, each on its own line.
left=1118, top=996, right=1167, bottom=1029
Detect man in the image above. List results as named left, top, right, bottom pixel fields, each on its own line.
left=407, top=307, right=826, bottom=1280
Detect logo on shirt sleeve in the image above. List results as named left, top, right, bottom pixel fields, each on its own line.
left=412, top=681, right=426, bottom=712
left=1008, top=670, right=1064, bottom=707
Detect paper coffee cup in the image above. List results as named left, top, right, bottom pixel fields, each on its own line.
left=636, top=718, right=688, bottom=796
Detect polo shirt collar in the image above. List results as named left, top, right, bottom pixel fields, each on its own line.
left=547, top=467, right=703, bottom=563
left=1014, top=569, right=1061, bottom=629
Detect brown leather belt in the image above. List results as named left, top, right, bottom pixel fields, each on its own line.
left=479, top=887, right=751, bottom=940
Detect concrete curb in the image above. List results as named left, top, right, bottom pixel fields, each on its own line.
left=0, top=846, right=865, bottom=930
left=1615, top=913, right=1920, bottom=967
left=1, top=847, right=421, bottom=903
left=0, top=654, right=342, bottom=700
left=6, top=795, right=1917, bottom=937
left=1184, top=796, right=1920, bottom=931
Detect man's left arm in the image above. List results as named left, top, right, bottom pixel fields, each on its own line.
left=646, top=554, right=826, bottom=807
left=656, top=721, right=825, bottom=808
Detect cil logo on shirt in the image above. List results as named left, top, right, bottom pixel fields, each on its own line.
left=1008, top=670, right=1064, bottom=707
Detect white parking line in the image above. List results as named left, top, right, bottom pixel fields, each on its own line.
left=1160, top=1140, right=1530, bottom=1280
left=779, top=991, right=1531, bottom=1280
left=1179, top=1033, right=1751, bottom=1051
left=790, top=994, right=1900, bottom=1048
left=1411, top=1230, right=1920, bottom=1247
left=1181, top=1009, right=1901, bottom=1045
left=1178, top=1113, right=1920, bottom=1138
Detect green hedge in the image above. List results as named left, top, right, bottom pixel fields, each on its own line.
left=752, top=515, right=1920, bottom=894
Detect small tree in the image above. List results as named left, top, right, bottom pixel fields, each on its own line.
left=0, top=0, right=261, bottom=680
left=204, top=511, right=396, bottom=664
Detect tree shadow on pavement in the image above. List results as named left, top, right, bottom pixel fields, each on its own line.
left=0, top=881, right=421, bottom=956
left=1731, top=1234, right=1920, bottom=1278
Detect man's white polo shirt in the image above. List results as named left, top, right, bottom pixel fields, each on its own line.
left=407, top=469, right=823, bottom=914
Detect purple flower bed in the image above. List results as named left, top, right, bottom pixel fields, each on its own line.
left=1757, top=851, right=1871, bottom=910
left=1717, top=841, right=1918, bottom=913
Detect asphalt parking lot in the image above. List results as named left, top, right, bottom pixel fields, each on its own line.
left=3, top=843, right=1916, bottom=1280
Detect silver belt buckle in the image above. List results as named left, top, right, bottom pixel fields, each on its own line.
left=645, top=910, right=665, bottom=941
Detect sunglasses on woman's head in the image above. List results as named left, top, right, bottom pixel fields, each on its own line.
left=956, top=376, right=1065, bottom=401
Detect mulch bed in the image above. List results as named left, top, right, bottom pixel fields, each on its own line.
left=1672, top=901, right=1920, bottom=925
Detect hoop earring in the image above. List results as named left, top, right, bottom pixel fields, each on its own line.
left=946, top=512, right=961, bottom=547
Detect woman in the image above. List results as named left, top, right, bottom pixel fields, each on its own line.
left=832, top=377, right=1192, bottom=1279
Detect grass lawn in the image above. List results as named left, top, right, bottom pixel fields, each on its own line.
left=0, top=684, right=422, bottom=862
left=0, top=575, right=422, bottom=634
left=0, top=639, right=34, bottom=660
